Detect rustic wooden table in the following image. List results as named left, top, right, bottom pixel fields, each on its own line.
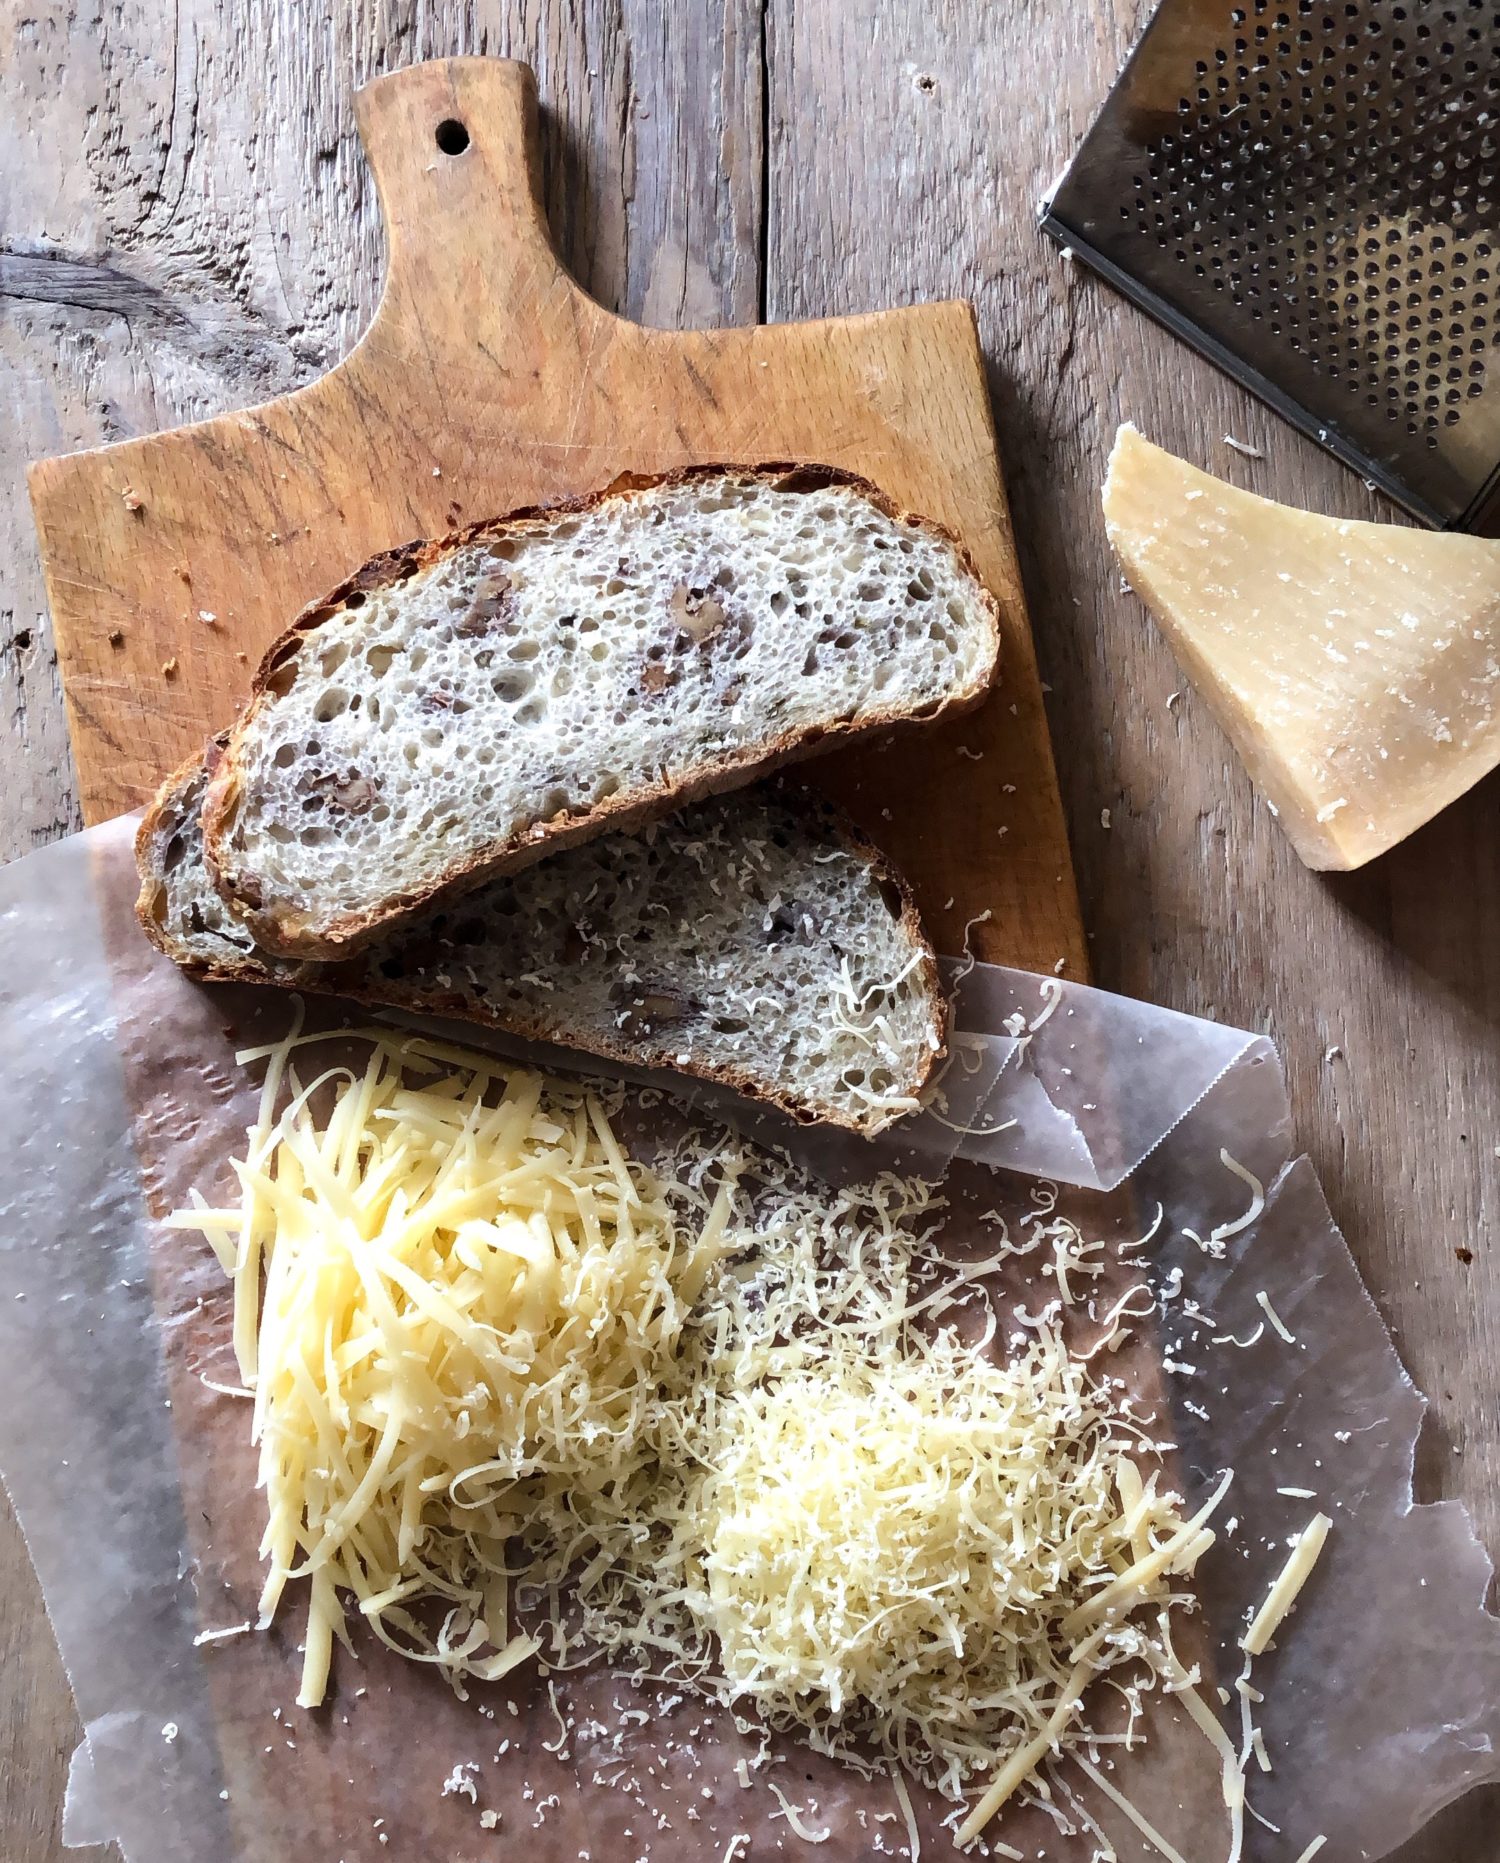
left=2, top=6, right=1495, bottom=1860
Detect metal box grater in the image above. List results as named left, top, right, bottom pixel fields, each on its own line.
left=1041, top=0, right=1500, bottom=531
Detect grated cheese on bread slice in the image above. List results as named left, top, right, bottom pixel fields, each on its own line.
left=201, top=463, right=1000, bottom=958
left=138, top=740, right=949, bottom=1135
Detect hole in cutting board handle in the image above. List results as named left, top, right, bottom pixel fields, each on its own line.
left=435, top=118, right=470, bottom=156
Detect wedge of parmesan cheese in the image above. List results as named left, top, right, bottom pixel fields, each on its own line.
left=1103, top=426, right=1500, bottom=869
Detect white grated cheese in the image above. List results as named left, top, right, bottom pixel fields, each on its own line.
left=1255, top=1290, right=1297, bottom=1345
left=1062, top=1469, right=1230, bottom=1637
left=1182, top=1151, right=1266, bottom=1258
left=192, top=1623, right=253, bottom=1647
left=441, top=1763, right=479, bottom=1804
left=542, top=1680, right=569, bottom=1756
left=954, top=1634, right=1107, bottom=1843
left=198, top=1375, right=255, bottom=1399
left=1073, top=1754, right=1191, bottom=1863
left=768, top=1779, right=831, bottom=1843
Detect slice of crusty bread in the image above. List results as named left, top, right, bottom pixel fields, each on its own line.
left=140, top=740, right=949, bottom=1135
left=203, top=463, right=1000, bottom=959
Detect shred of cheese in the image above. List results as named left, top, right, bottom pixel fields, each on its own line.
left=1214, top=1152, right=1266, bottom=1234
left=826, top=952, right=933, bottom=1124
left=1074, top=1753, right=1192, bottom=1863
left=1211, top=1322, right=1265, bottom=1350
left=171, top=1021, right=1218, bottom=1840
left=953, top=1634, right=1106, bottom=1844
left=1164, top=1650, right=1247, bottom=1863
left=1255, top=1289, right=1297, bottom=1345
left=1182, top=1151, right=1266, bottom=1258
left=891, top=1766, right=921, bottom=1861
left=1062, top=1469, right=1230, bottom=1637
left=1241, top=1515, right=1333, bottom=1655
left=768, top=1779, right=831, bottom=1843
left=192, top=1622, right=252, bottom=1647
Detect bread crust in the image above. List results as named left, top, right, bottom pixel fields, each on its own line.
left=142, top=741, right=951, bottom=1136
left=201, top=461, right=1002, bottom=960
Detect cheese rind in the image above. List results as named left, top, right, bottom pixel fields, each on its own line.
left=1103, top=426, right=1500, bottom=869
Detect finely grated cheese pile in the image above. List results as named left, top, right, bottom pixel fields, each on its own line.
left=170, top=1021, right=1241, bottom=1845
left=696, top=1342, right=1177, bottom=1795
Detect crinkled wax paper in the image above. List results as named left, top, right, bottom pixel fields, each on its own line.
left=0, top=815, right=1495, bottom=1863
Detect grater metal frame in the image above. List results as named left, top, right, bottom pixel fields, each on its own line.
left=1041, top=0, right=1500, bottom=533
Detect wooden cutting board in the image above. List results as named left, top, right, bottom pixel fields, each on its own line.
left=28, top=55, right=1083, bottom=976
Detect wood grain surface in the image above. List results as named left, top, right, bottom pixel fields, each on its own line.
left=1, top=5, right=1495, bottom=1862
left=27, top=54, right=1084, bottom=979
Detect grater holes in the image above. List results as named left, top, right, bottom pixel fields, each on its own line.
left=1123, top=2, right=1500, bottom=470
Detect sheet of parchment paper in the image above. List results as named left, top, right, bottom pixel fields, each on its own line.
left=0, top=815, right=1495, bottom=1863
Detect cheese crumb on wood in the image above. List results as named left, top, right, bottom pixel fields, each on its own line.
left=1103, top=425, right=1500, bottom=870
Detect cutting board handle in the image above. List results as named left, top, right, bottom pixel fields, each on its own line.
left=30, top=56, right=1085, bottom=979
left=353, top=57, right=588, bottom=353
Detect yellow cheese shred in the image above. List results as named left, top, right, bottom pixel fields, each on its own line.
left=1241, top=1515, right=1333, bottom=1655
left=954, top=1633, right=1106, bottom=1844
left=1074, top=1753, right=1192, bottom=1863
left=892, top=1766, right=921, bottom=1861
left=170, top=1028, right=699, bottom=1706
left=1166, top=1652, right=1247, bottom=1863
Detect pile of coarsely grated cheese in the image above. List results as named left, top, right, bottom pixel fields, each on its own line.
left=168, top=1021, right=721, bottom=1709
left=169, top=1019, right=1257, bottom=1847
